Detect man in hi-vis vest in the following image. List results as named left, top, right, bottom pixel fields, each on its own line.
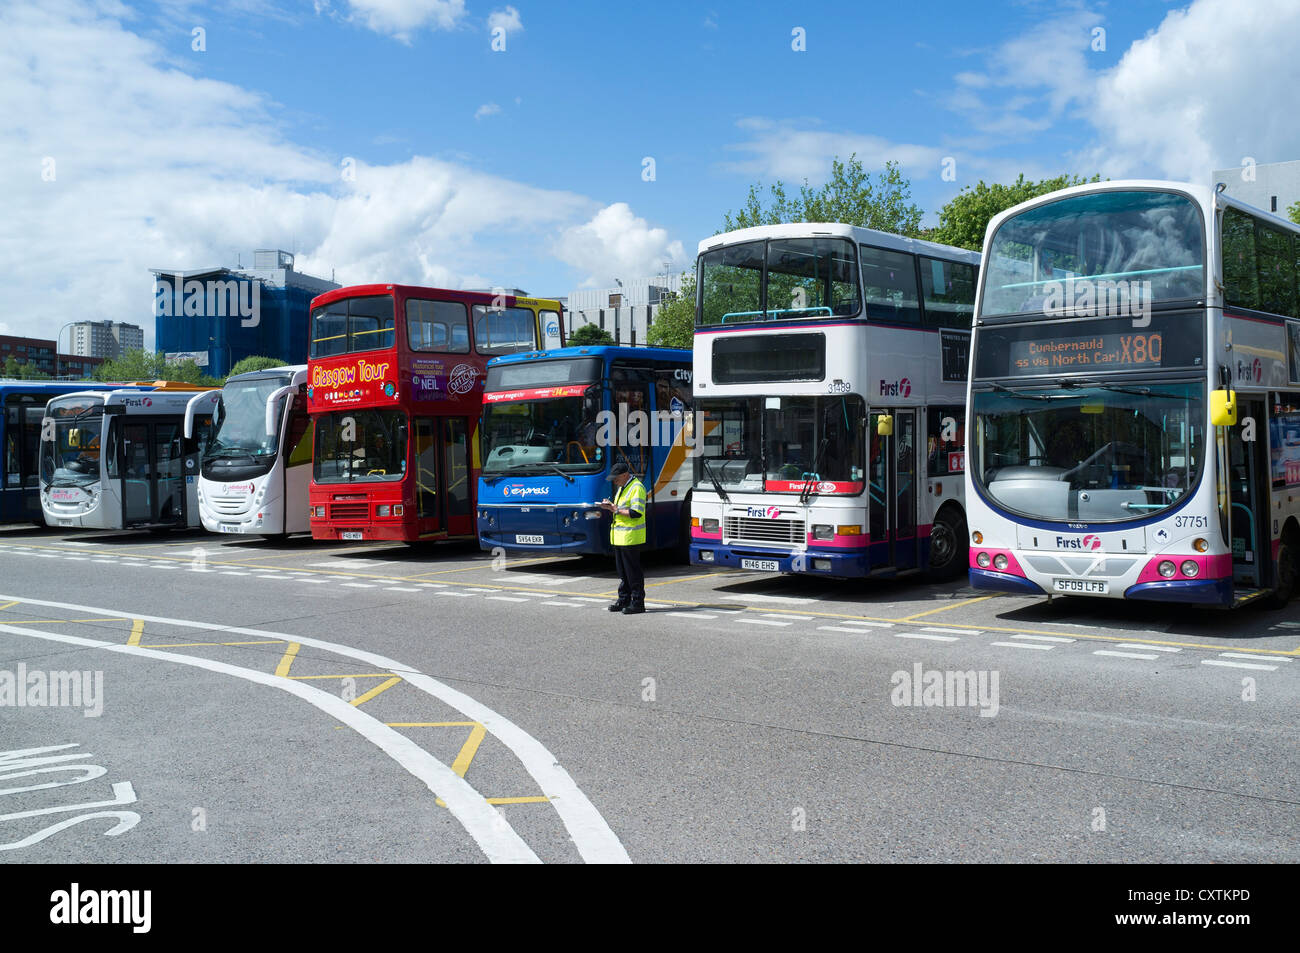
left=601, top=460, right=647, bottom=614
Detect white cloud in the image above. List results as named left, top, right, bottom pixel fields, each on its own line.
left=722, top=117, right=946, bottom=183
left=334, top=0, right=466, bottom=41
left=0, top=0, right=677, bottom=346
left=554, top=204, right=685, bottom=288
left=474, top=103, right=501, bottom=120
left=1083, top=0, right=1300, bottom=181
left=487, top=5, right=522, bottom=34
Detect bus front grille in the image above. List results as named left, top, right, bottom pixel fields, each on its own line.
left=725, top=516, right=805, bottom=545
left=330, top=503, right=369, bottom=520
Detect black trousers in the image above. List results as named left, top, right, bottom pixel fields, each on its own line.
left=613, top=544, right=645, bottom=605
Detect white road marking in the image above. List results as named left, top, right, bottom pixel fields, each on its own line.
left=416, top=583, right=445, bottom=588
left=991, top=641, right=1053, bottom=650
left=437, top=591, right=473, bottom=597
left=487, top=596, right=529, bottom=603
left=840, top=620, right=892, bottom=628
left=1012, top=634, right=1076, bottom=643
left=220, top=571, right=250, bottom=576
left=384, top=587, right=420, bottom=592
left=1202, top=659, right=1278, bottom=671
left=64, top=556, right=88, bottom=561
left=341, top=583, right=376, bottom=589
left=1094, top=650, right=1160, bottom=660
left=1219, top=652, right=1291, bottom=662
left=764, top=613, right=813, bottom=621
left=895, top=632, right=960, bottom=642
left=298, top=578, right=328, bottom=584
left=465, top=588, right=495, bottom=593
left=572, top=598, right=609, bottom=604
left=818, top=625, right=876, bottom=634
left=920, top=626, right=969, bottom=635
left=1115, top=643, right=1179, bottom=653
left=0, top=618, right=539, bottom=864
left=737, top=618, right=792, bottom=627
left=669, top=612, right=716, bottom=619
left=0, top=593, right=630, bottom=864
left=540, top=601, right=583, bottom=607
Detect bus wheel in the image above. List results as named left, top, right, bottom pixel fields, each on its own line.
left=1265, top=542, right=1297, bottom=609
left=927, top=507, right=967, bottom=581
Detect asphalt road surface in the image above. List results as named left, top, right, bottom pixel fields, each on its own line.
left=1, top=525, right=1296, bottom=863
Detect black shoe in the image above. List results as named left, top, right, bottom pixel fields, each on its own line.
left=608, top=602, right=629, bottom=612
left=622, top=604, right=645, bottom=615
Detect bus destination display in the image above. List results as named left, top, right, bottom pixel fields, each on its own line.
left=1011, top=331, right=1163, bottom=373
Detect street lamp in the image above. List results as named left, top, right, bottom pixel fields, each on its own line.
left=54, top=321, right=78, bottom=380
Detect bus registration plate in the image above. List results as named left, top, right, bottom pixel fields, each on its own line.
left=341, top=531, right=363, bottom=541
left=515, top=535, right=544, bottom=545
left=219, top=523, right=241, bottom=533
left=1053, top=578, right=1107, bottom=594
left=741, top=559, right=780, bottom=571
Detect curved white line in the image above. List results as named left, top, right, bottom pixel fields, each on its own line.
left=0, top=620, right=540, bottom=864
left=0, top=594, right=631, bottom=863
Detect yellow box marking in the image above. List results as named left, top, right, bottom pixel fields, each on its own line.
left=486, top=796, right=550, bottom=805
left=350, top=676, right=402, bottom=707
left=898, top=595, right=998, bottom=621
left=292, top=673, right=396, bottom=680
left=127, top=619, right=144, bottom=647
left=0, top=601, right=21, bottom=612
left=451, top=722, right=487, bottom=779
left=275, top=642, right=301, bottom=678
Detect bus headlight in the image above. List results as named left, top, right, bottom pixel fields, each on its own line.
left=1158, top=560, right=1177, bottom=578
left=976, top=552, right=991, bottom=568
left=812, top=524, right=833, bottom=540
left=1193, top=537, right=1208, bottom=552
left=376, top=505, right=390, bottom=517
left=699, top=550, right=715, bottom=562
left=703, top=518, right=719, bottom=533
left=585, top=510, right=601, bottom=519
left=1181, top=560, right=1199, bottom=577
left=312, top=505, right=325, bottom=518
left=993, top=554, right=1008, bottom=570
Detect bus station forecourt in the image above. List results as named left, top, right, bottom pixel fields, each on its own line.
left=0, top=179, right=1296, bottom=870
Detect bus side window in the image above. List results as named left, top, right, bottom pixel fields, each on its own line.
left=926, top=405, right=965, bottom=476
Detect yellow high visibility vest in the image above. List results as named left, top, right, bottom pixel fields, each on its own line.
left=610, top=477, right=647, bottom=547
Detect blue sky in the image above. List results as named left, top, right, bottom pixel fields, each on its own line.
left=3, top=0, right=1299, bottom=344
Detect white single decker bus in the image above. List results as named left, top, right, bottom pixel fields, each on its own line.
left=40, top=388, right=218, bottom=530
left=192, top=365, right=312, bottom=537
left=967, top=179, right=1300, bottom=608
left=689, top=222, right=980, bottom=579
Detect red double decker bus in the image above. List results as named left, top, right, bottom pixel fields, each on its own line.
left=307, top=284, right=564, bottom=542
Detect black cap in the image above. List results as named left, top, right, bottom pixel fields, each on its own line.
left=607, top=461, right=630, bottom=480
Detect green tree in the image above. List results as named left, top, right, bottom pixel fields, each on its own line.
left=228, top=355, right=288, bottom=377
left=722, top=156, right=923, bottom=236
left=926, top=173, right=1102, bottom=251
left=2, top=356, right=51, bottom=380
left=646, top=273, right=696, bottom=350
left=568, top=323, right=614, bottom=346
left=1288, top=200, right=1300, bottom=227
left=94, top=349, right=219, bottom=386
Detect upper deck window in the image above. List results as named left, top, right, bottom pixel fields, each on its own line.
left=310, top=295, right=395, bottom=358
left=980, top=190, right=1205, bottom=320
left=861, top=245, right=920, bottom=324
left=697, top=237, right=859, bottom=326
left=407, top=299, right=470, bottom=353
left=473, top=306, right=538, bottom=356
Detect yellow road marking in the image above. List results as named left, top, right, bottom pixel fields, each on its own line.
left=451, top=722, right=487, bottom=778
left=292, top=673, right=396, bottom=680
left=0, top=600, right=20, bottom=612
left=144, top=639, right=285, bottom=649
left=127, top=619, right=144, bottom=647
left=275, top=642, right=301, bottom=678
left=897, top=595, right=998, bottom=621
left=350, top=676, right=402, bottom=707
left=486, top=796, right=550, bottom=805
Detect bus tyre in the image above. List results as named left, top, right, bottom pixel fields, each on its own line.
left=927, top=508, right=967, bottom=581
left=1266, top=542, right=1297, bottom=609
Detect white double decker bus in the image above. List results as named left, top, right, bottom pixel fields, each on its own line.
left=40, top=388, right=218, bottom=530
left=689, top=223, right=980, bottom=579
left=192, top=365, right=312, bottom=537
left=966, top=180, right=1300, bottom=608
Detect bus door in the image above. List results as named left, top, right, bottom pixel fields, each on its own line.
left=412, top=416, right=473, bottom=538
left=869, top=409, right=918, bottom=570
left=119, top=417, right=187, bottom=527
left=4, top=397, right=45, bottom=521
left=1228, top=397, right=1271, bottom=589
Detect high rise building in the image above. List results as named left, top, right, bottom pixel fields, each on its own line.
left=69, top=320, right=144, bottom=359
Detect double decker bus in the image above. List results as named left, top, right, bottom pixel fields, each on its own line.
left=40, top=386, right=218, bottom=530
left=966, top=180, right=1300, bottom=608
left=477, top=345, right=694, bottom=557
left=689, top=223, right=980, bottom=579
left=307, top=284, right=564, bottom=542
left=191, top=365, right=312, bottom=537
left=4, top=381, right=149, bottom=526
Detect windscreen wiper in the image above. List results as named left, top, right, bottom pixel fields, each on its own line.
left=799, top=436, right=830, bottom=503
left=701, top=458, right=730, bottom=503
left=985, top=381, right=1055, bottom=401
